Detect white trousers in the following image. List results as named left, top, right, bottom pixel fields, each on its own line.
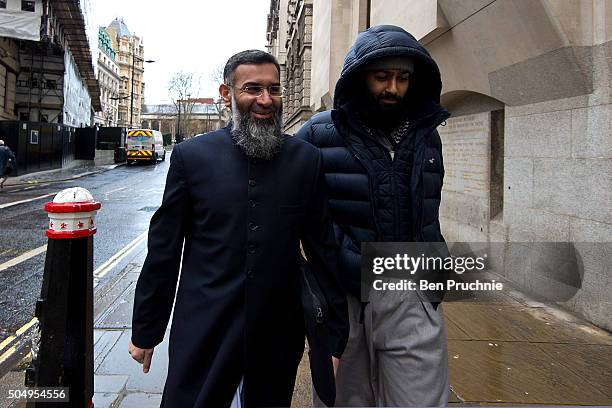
left=230, top=377, right=244, bottom=408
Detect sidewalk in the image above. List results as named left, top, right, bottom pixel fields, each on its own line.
left=91, top=247, right=612, bottom=407
left=2, top=161, right=124, bottom=189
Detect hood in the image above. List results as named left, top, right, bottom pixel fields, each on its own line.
left=333, top=25, right=444, bottom=117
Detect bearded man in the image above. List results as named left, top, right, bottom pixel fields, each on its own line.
left=297, top=26, right=451, bottom=406
left=130, top=50, right=348, bottom=407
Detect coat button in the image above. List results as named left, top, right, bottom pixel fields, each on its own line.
left=249, top=222, right=259, bottom=231
left=247, top=269, right=254, bottom=279
left=248, top=244, right=257, bottom=254
left=248, top=200, right=257, bottom=208
left=249, top=179, right=256, bottom=187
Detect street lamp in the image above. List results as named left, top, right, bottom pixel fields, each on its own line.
left=128, top=46, right=155, bottom=128
left=177, top=93, right=191, bottom=143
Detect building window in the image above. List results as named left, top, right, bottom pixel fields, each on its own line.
left=30, top=130, right=39, bottom=144
left=0, top=1, right=7, bottom=9
left=21, top=1, right=36, bottom=12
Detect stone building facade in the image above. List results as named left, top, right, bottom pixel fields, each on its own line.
left=141, top=99, right=221, bottom=141
left=94, top=27, right=120, bottom=126
left=266, top=0, right=612, bottom=330
left=1, top=0, right=101, bottom=125
left=267, top=0, right=313, bottom=134
left=105, top=18, right=145, bottom=128
left=0, top=37, right=18, bottom=121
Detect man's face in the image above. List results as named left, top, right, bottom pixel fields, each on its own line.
left=222, top=63, right=282, bottom=119
left=219, top=62, right=284, bottom=160
left=365, top=69, right=410, bottom=105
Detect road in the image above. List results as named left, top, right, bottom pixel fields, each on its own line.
left=0, top=156, right=170, bottom=341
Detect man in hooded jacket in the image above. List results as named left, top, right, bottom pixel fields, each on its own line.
left=296, top=25, right=450, bottom=406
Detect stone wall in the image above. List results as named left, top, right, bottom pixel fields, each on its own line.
left=439, top=112, right=492, bottom=243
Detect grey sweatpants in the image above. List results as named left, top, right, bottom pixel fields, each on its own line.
left=316, top=289, right=449, bottom=407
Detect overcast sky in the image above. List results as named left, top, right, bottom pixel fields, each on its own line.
left=92, top=0, right=270, bottom=104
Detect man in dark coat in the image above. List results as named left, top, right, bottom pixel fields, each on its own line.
left=0, top=139, right=16, bottom=189
left=129, top=50, right=348, bottom=407
left=296, top=25, right=450, bottom=406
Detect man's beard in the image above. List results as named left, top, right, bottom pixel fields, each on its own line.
left=359, top=91, right=410, bottom=133
left=230, top=94, right=283, bottom=160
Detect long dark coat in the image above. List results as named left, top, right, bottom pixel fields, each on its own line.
left=0, top=146, right=16, bottom=177
left=132, top=127, right=348, bottom=407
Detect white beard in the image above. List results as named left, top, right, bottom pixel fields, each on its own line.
left=230, top=93, right=283, bottom=160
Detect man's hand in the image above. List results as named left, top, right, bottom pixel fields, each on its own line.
left=128, top=340, right=154, bottom=373
left=332, top=356, right=340, bottom=377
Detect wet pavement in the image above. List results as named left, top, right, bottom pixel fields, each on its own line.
left=444, top=296, right=612, bottom=405
left=84, top=245, right=611, bottom=407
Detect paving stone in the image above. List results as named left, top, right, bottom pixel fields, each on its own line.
left=118, top=392, right=162, bottom=408
left=92, top=392, right=120, bottom=408
left=446, top=303, right=612, bottom=345
left=94, top=329, right=124, bottom=372
left=447, top=340, right=610, bottom=405
left=96, top=284, right=135, bottom=329
left=538, top=343, right=612, bottom=398
left=444, top=303, right=527, bottom=341
left=444, top=315, right=471, bottom=340
left=291, top=347, right=313, bottom=408
left=97, top=330, right=168, bottom=394
left=95, top=374, right=128, bottom=393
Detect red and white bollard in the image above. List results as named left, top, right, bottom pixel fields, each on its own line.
left=26, top=187, right=100, bottom=408
left=45, top=188, right=101, bottom=239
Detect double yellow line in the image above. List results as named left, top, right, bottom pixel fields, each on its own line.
left=0, top=317, right=38, bottom=367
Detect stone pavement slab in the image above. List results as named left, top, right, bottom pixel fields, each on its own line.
left=537, top=343, right=612, bottom=399
left=92, top=392, right=120, bottom=408
left=444, top=302, right=612, bottom=345
left=118, top=392, right=162, bottom=407
left=94, top=330, right=123, bottom=372
left=447, top=339, right=610, bottom=405
left=96, top=329, right=168, bottom=394
left=95, top=374, right=129, bottom=393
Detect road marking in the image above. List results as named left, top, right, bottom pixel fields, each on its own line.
left=16, top=318, right=38, bottom=336
left=0, top=346, right=17, bottom=365
left=94, top=231, right=148, bottom=282
left=0, top=245, right=47, bottom=273
left=0, top=334, right=16, bottom=352
left=104, top=186, right=128, bottom=195
left=0, top=192, right=57, bottom=210
left=0, top=318, right=38, bottom=365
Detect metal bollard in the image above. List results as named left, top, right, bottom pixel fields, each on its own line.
left=25, top=187, right=101, bottom=407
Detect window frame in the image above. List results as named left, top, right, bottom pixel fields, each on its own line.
left=21, top=1, right=36, bottom=12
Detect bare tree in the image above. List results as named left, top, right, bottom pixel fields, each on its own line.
left=168, top=71, right=201, bottom=140
left=211, top=64, right=231, bottom=127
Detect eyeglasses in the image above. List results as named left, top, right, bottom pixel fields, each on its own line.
left=233, top=84, right=285, bottom=98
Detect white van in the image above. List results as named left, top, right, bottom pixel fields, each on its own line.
left=126, top=129, right=166, bottom=163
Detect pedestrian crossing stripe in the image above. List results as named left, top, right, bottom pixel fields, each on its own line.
left=127, top=150, right=153, bottom=157
left=127, top=130, right=153, bottom=137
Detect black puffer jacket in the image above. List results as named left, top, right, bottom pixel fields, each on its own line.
left=295, top=25, right=450, bottom=301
